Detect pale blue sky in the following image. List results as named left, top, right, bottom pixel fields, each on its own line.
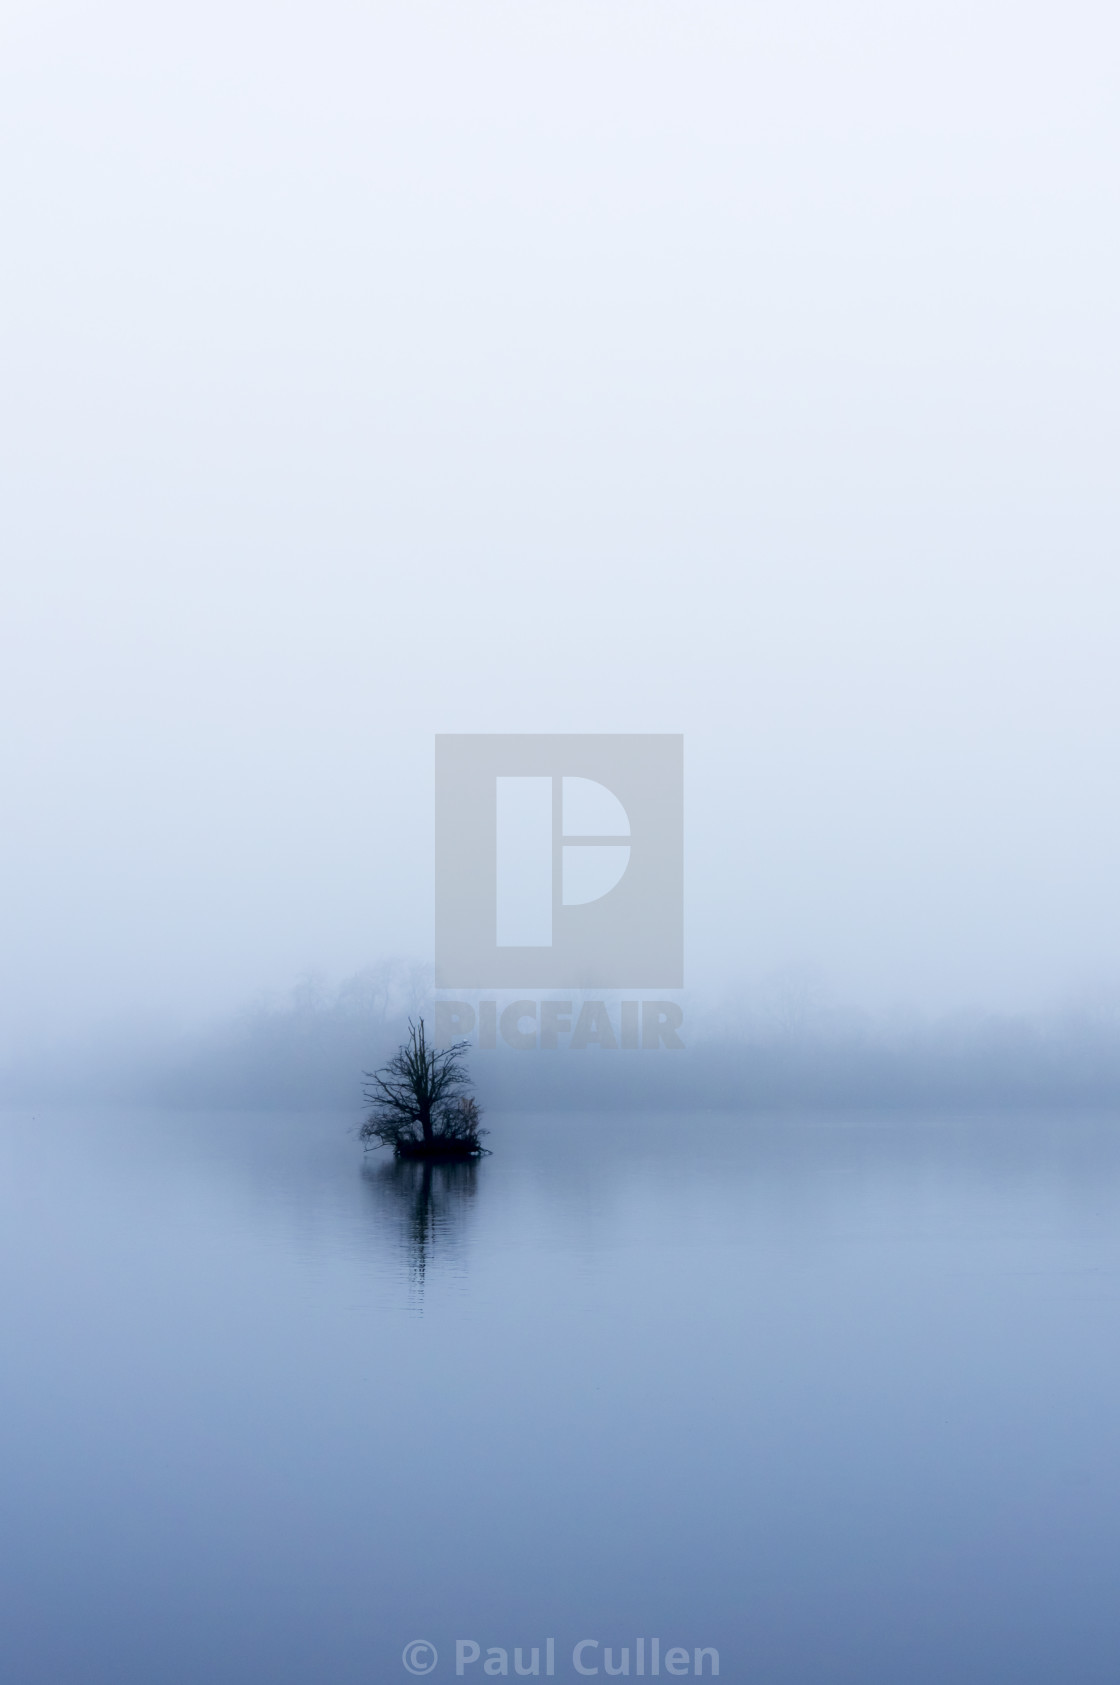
left=1, top=0, right=1118, bottom=1038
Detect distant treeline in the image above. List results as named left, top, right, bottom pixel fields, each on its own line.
left=5, top=962, right=1120, bottom=1112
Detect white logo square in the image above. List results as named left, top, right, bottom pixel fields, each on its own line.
left=435, top=734, right=683, bottom=989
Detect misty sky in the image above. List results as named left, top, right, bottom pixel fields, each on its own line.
left=2, top=0, right=1118, bottom=1042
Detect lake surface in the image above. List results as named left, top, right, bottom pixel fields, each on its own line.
left=2, top=1106, right=1119, bottom=1684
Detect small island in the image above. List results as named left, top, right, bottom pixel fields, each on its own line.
left=360, top=1018, right=487, bottom=1161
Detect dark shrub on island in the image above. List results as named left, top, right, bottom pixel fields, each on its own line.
left=360, top=1018, right=486, bottom=1161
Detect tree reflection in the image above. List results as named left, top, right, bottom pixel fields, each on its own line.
left=362, top=1154, right=480, bottom=1292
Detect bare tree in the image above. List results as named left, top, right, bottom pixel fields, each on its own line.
left=360, top=1018, right=486, bottom=1159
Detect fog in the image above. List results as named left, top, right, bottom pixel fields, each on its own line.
left=2, top=0, right=1118, bottom=1060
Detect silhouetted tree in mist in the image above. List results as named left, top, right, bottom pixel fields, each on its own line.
left=360, top=1018, right=486, bottom=1160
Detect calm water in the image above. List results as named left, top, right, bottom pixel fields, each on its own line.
left=2, top=1107, right=1120, bottom=1684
